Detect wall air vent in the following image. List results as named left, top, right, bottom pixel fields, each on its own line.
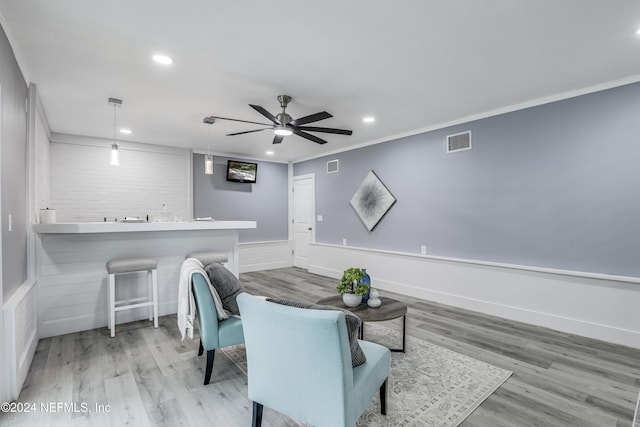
left=327, top=159, right=339, bottom=173
left=446, top=131, right=472, bottom=153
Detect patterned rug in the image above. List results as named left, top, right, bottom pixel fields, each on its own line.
left=221, top=323, right=511, bottom=427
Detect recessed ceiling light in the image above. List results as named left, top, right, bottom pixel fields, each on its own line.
left=636, top=27, right=640, bottom=36
left=152, top=54, right=173, bottom=65
left=266, top=150, right=274, bottom=155
left=363, top=116, right=375, bottom=123
left=119, top=128, right=132, bottom=134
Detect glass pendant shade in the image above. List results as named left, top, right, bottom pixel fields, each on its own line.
left=204, top=154, right=214, bottom=175
left=109, top=143, right=120, bottom=166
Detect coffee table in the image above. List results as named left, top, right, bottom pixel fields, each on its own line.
left=316, top=295, right=407, bottom=352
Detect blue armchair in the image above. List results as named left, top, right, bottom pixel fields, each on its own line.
left=237, top=293, right=391, bottom=427
left=191, top=271, right=244, bottom=385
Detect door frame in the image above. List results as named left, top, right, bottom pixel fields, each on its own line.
left=290, top=173, right=315, bottom=268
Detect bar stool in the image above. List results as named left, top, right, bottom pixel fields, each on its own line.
left=186, top=251, right=228, bottom=266
left=106, top=257, right=158, bottom=338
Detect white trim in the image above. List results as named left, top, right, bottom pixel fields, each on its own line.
left=294, top=74, right=640, bottom=164
left=240, top=239, right=291, bottom=246
left=3, top=278, right=38, bottom=400
left=51, top=132, right=187, bottom=155
left=26, top=84, right=37, bottom=279
left=311, top=242, right=640, bottom=284
left=192, top=149, right=289, bottom=164
left=186, top=149, right=193, bottom=221
left=308, top=244, right=640, bottom=349
left=0, top=10, right=31, bottom=85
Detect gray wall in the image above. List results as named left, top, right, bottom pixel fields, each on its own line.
left=294, top=82, right=640, bottom=277
left=193, top=154, right=288, bottom=242
left=1, top=23, right=28, bottom=299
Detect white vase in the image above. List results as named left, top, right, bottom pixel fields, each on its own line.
left=367, top=297, right=382, bottom=308
left=342, top=293, right=361, bottom=307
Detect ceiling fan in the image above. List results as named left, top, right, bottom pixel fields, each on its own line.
left=206, top=95, right=353, bottom=145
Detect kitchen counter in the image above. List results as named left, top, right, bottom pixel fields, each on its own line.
left=33, top=220, right=256, bottom=234
left=33, top=220, right=257, bottom=338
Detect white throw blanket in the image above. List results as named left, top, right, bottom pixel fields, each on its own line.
left=177, top=258, right=228, bottom=340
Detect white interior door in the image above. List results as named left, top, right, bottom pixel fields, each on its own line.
left=292, top=174, right=315, bottom=269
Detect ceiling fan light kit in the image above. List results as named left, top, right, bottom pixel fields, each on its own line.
left=207, top=95, right=353, bottom=145
left=274, top=126, right=292, bottom=136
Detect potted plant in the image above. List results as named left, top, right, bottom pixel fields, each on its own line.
left=337, top=267, right=370, bottom=307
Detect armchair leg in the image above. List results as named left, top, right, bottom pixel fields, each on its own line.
left=252, top=402, right=263, bottom=427
left=198, top=339, right=204, bottom=356
left=204, top=349, right=215, bottom=385
left=380, top=378, right=388, bottom=415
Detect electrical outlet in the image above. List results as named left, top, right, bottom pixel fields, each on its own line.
left=317, top=215, right=324, bottom=222
left=342, top=238, right=347, bottom=246
left=420, top=245, right=427, bottom=255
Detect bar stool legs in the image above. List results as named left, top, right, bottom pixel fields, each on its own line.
left=106, top=257, right=158, bottom=338
left=151, top=269, right=158, bottom=328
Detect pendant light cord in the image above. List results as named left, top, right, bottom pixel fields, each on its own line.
left=113, top=103, right=117, bottom=145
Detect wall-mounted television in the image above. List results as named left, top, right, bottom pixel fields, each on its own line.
left=226, top=160, right=258, bottom=183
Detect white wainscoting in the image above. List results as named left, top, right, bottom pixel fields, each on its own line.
left=3, top=278, right=38, bottom=400
left=309, top=243, right=640, bottom=349
left=239, top=240, right=293, bottom=273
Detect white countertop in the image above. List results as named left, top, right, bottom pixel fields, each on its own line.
left=32, top=220, right=257, bottom=234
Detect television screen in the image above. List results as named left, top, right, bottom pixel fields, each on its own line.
left=226, top=160, right=257, bottom=183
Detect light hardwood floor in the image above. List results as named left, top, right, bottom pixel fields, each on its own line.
left=3, top=267, right=640, bottom=426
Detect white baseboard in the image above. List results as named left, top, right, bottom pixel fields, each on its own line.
left=39, top=300, right=178, bottom=339
left=309, top=244, right=640, bottom=349
left=3, top=279, right=39, bottom=400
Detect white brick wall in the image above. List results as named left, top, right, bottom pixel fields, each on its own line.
left=50, top=134, right=190, bottom=222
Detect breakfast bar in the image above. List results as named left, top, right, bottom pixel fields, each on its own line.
left=33, top=221, right=256, bottom=338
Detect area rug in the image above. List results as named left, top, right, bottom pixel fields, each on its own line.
left=220, top=323, right=511, bottom=427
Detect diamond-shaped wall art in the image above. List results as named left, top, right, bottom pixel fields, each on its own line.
left=350, top=170, right=396, bottom=231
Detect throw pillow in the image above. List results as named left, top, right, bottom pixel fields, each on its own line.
left=266, top=297, right=367, bottom=367
left=204, top=263, right=246, bottom=315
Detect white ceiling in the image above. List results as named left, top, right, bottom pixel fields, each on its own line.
left=1, top=1, right=640, bottom=163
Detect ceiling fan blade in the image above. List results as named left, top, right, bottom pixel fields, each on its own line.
left=288, top=111, right=333, bottom=126
left=296, top=126, right=353, bottom=135
left=292, top=129, right=327, bottom=145
left=210, top=115, right=273, bottom=126
left=272, top=134, right=285, bottom=144
left=249, top=104, right=281, bottom=125
left=226, top=127, right=272, bottom=136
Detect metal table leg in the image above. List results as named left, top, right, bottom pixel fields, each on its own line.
left=359, top=315, right=406, bottom=353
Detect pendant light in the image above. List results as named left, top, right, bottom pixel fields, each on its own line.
left=108, top=97, right=122, bottom=166
left=203, top=116, right=216, bottom=175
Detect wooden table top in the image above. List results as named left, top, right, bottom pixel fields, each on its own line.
left=316, top=295, right=407, bottom=323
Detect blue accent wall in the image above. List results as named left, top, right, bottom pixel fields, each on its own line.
left=193, top=154, right=288, bottom=242
left=294, top=82, right=640, bottom=277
